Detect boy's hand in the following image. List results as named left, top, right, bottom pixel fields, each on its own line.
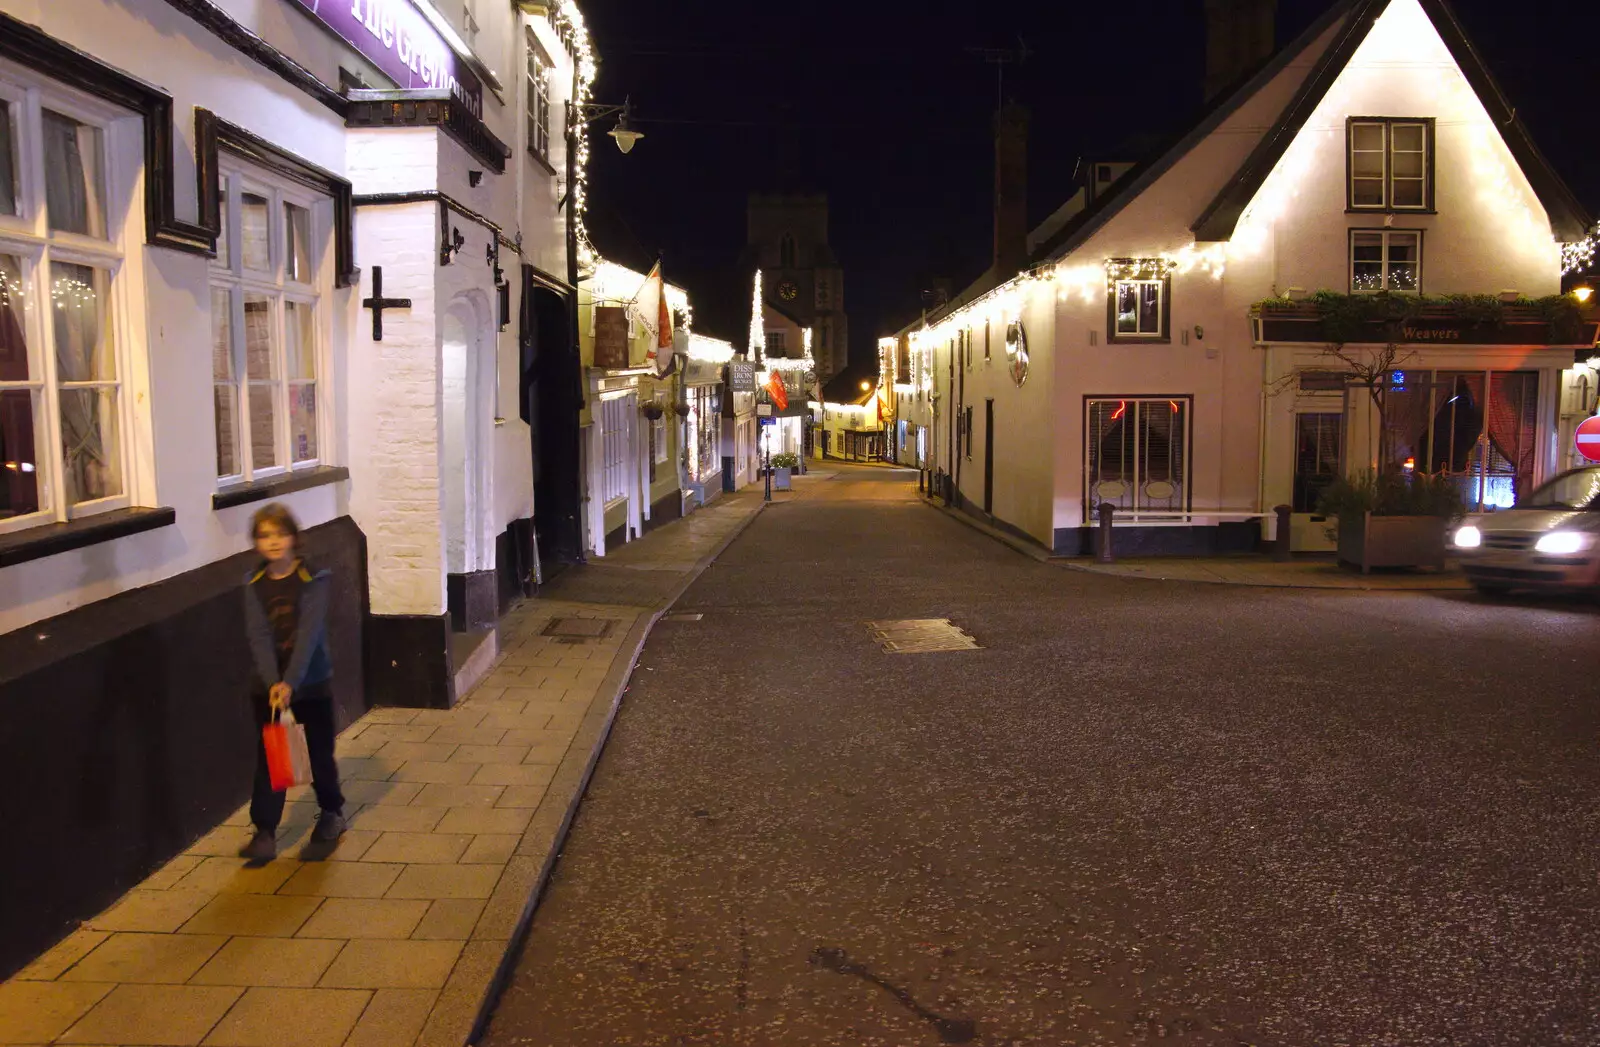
left=269, top=683, right=291, bottom=711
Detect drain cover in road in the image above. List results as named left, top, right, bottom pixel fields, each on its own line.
left=542, top=617, right=615, bottom=641
left=866, top=619, right=982, bottom=654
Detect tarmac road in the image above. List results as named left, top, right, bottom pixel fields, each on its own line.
left=483, top=463, right=1600, bottom=1046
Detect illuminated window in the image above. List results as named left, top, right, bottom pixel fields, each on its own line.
left=0, top=86, right=136, bottom=534
left=211, top=164, right=327, bottom=484
left=1348, top=118, right=1433, bottom=211
left=1350, top=229, right=1421, bottom=293
left=1085, top=397, right=1190, bottom=520
left=525, top=30, right=552, bottom=165
left=1110, top=280, right=1167, bottom=340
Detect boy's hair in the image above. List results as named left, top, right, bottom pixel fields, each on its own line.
left=251, top=503, right=301, bottom=541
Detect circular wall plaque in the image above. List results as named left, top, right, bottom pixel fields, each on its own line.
left=1005, top=321, right=1029, bottom=386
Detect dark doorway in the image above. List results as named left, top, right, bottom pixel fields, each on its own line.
left=521, top=267, right=582, bottom=572
left=983, top=400, right=994, bottom=514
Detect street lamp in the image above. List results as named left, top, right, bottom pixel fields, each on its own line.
left=608, top=108, right=644, bottom=154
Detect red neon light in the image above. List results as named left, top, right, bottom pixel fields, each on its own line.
left=1169, top=400, right=1179, bottom=413
left=1110, top=401, right=1127, bottom=420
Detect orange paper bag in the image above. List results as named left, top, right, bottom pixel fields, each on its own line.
left=262, top=708, right=312, bottom=792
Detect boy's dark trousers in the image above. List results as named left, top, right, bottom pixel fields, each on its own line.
left=251, top=682, right=344, bottom=832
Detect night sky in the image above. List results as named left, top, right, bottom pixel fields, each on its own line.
left=579, top=1, right=1599, bottom=369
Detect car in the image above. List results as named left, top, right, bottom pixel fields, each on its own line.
left=1451, top=465, right=1600, bottom=597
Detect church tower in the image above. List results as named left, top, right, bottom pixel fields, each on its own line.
left=745, top=193, right=848, bottom=383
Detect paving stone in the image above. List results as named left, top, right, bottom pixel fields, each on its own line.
left=362, top=832, right=472, bottom=865
left=460, top=834, right=519, bottom=865
left=332, top=735, right=386, bottom=758
left=191, top=936, right=345, bottom=988
left=140, top=854, right=206, bottom=891
left=338, top=779, right=425, bottom=807
left=520, top=739, right=572, bottom=765
left=172, top=856, right=298, bottom=895
left=88, top=889, right=214, bottom=933
left=410, top=707, right=486, bottom=726
left=473, top=857, right=541, bottom=942
left=201, top=986, right=370, bottom=1047
left=13, top=928, right=110, bottom=981
left=341, top=988, right=438, bottom=1047
left=360, top=708, right=419, bottom=725
left=414, top=939, right=500, bottom=1047
left=0, top=980, right=113, bottom=1041
left=295, top=898, right=430, bottom=940
left=306, top=829, right=380, bottom=862
left=410, top=783, right=504, bottom=809
left=277, top=861, right=406, bottom=898
left=186, top=825, right=261, bottom=858
left=493, top=786, right=548, bottom=808
left=425, top=725, right=508, bottom=747
left=433, top=807, right=533, bottom=835
left=386, top=864, right=503, bottom=900
left=411, top=899, right=486, bottom=941
left=180, top=894, right=323, bottom=937
left=356, top=724, right=437, bottom=745
left=61, top=932, right=227, bottom=985
left=334, top=757, right=405, bottom=781
left=372, top=741, right=459, bottom=763
left=498, top=728, right=575, bottom=749
left=390, top=759, right=481, bottom=785
left=317, top=940, right=464, bottom=989
left=449, top=743, right=529, bottom=765
left=348, top=805, right=447, bottom=833
left=58, top=984, right=242, bottom=1045
left=470, top=763, right=557, bottom=787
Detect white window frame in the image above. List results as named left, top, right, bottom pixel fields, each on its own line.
left=766, top=330, right=785, bottom=356
left=1348, top=118, right=1432, bottom=212
left=524, top=28, right=552, bottom=165
left=210, top=160, right=331, bottom=487
left=599, top=393, right=631, bottom=506
left=0, top=68, right=144, bottom=535
left=1349, top=229, right=1423, bottom=295
left=652, top=410, right=667, bottom=464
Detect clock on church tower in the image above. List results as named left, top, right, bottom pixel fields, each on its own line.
left=776, top=280, right=799, bottom=301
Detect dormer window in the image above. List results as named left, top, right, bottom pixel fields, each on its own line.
left=1105, top=259, right=1174, bottom=343
left=1348, top=118, right=1434, bottom=212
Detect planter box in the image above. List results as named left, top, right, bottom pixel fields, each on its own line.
left=1337, top=512, right=1448, bottom=573
left=773, top=467, right=792, bottom=490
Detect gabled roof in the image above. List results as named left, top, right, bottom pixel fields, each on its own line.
left=1194, top=0, right=1592, bottom=242
left=763, top=297, right=807, bottom=328
left=1029, top=0, right=1355, bottom=264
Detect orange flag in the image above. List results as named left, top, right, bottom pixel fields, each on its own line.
left=766, top=371, right=789, bottom=411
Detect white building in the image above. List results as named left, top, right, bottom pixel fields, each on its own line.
left=0, top=0, right=601, bottom=976
left=904, top=0, right=1597, bottom=555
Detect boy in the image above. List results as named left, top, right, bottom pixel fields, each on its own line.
left=239, top=503, right=346, bottom=861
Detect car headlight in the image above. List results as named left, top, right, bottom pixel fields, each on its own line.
left=1453, top=525, right=1481, bottom=549
left=1534, top=531, right=1593, bottom=555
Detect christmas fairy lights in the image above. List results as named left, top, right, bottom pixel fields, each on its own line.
left=547, top=0, right=599, bottom=273
left=1563, top=226, right=1597, bottom=276
left=749, top=269, right=765, bottom=360
left=686, top=333, right=734, bottom=363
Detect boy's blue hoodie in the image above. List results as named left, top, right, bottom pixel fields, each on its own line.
left=243, top=561, right=334, bottom=695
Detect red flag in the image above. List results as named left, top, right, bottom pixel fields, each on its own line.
left=766, top=371, right=789, bottom=411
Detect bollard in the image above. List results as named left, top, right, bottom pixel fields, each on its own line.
left=1096, top=502, right=1115, bottom=563
left=1273, top=504, right=1293, bottom=562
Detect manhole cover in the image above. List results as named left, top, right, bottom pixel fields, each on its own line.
left=541, top=617, right=615, bottom=640
left=866, top=619, right=982, bottom=654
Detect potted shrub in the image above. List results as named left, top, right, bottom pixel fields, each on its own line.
left=770, top=451, right=799, bottom=490
left=1316, top=470, right=1465, bottom=573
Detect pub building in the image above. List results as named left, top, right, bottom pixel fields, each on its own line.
left=0, top=0, right=596, bottom=975
left=892, top=0, right=1599, bottom=556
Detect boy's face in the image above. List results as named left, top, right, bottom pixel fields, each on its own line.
left=254, top=523, right=295, bottom=564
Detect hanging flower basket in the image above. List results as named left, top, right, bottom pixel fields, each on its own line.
left=673, top=403, right=691, bottom=418
left=641, top=401, right=664, bottom=420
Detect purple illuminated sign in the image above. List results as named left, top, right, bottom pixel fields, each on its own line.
left=289, top=0, right=483, bottom=118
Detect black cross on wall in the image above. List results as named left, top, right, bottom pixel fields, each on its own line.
left=362, top=266, right=412, bottom=342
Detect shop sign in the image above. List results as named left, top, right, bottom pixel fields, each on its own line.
left=728, top=360, right=757, bottom=392
left=290, top=0, right=483, bottom=118
left=593, top=306, right=629, bottom=370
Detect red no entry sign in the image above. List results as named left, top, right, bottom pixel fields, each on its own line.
left=1577, top=415, right=1600, bottom=463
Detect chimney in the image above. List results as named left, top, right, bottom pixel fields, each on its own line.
left=993, top=102, right=1029, bottom=275
left=1204, top=0, right=1276, bottom=101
